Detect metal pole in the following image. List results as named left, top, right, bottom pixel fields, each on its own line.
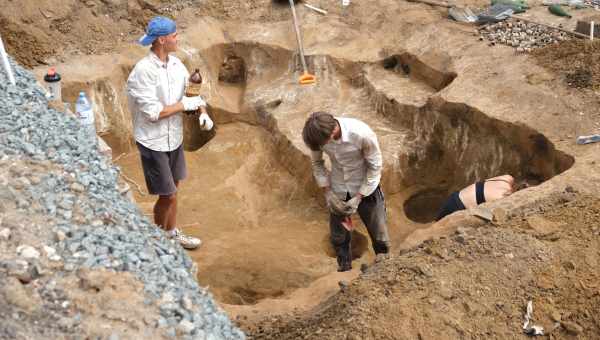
left=0, top=33, right=16, bottom=86
left=288, top=0, right=309, bottom=74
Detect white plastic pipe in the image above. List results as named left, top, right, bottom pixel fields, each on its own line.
left=0, top=34, right=16, bottom=86
left=591, top=21, right=595, bottom=41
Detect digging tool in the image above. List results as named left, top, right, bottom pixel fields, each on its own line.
left=288, top=0, right=316, bottom=85
left=406, top=0, right=478, bottom=22
left=0, top=33, right=16, bottom=86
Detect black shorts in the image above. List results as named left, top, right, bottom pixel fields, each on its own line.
left=436, top=191, right=466, bottom=221
left=136, top=142, right=187, bottom=196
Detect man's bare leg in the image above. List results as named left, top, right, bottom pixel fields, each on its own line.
left=166, top=181, right=179, bottom=230
left=154, top=193, right=176, bottom=231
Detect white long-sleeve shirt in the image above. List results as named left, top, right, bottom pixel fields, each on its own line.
left=310, top=117, right=383, bottom=199
left=127, top=52, right=188, bottom=152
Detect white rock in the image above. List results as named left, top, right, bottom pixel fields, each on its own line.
left=43, top=245, right=56, bottom=258
left=17, top=245, right=40, bottom=260
left=177, top=319, right=195, bottom=334
left=49, top=254, right=62, bottom=262
left=0, top=228, right=10, bottom=240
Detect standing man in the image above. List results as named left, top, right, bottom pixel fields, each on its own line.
left=127, top=16, right=213, bottom=249
left=302, top=112, right=390, bottom=272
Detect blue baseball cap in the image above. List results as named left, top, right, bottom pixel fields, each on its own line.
left=138, top=16, right=177, bottom=46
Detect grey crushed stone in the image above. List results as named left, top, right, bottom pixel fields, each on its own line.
left=0, top=57, right=245, bottom=339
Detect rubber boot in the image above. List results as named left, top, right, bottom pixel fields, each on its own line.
left=337, top=254, right=352, bottom=272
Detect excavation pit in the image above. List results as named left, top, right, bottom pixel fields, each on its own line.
left=43, top=37, right=574, bottom=310
left=403, top=188, right=450, bottom=224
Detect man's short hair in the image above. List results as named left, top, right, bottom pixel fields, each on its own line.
left=302, top=112, right=337, bottom=151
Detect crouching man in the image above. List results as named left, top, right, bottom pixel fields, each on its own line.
left=302, top=112, right=390, bottom=272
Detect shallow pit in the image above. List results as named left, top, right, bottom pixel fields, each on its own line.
left=403, top=188, right=450, bottom=224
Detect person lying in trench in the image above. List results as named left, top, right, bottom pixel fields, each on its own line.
left=302, top=112, right=391, bottom=272
left=435, top=174, right=533, bottom=221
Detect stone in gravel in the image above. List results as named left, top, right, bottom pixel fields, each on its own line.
left=561, top=321, right=583, bottom=335
left=471, top=206, right=493, bottom=221
left=182, top=295, right=194, bottom=311
left=0, top=227, right=10, bottom=240
left=165, top=327, right=177, bottom=338
left=70, top=183, right=85, bottom=193
left=43, top=245, right=57, bottom=258
left=177, top=319, right=195, bottom=334
left=455, top=234, right=467, bottom=244
left=562, top=260, right=576, bottom=271
left=360, top=263, right=369, bottom=273
left=338, top=280, right=349, bottom=291
left=492, top=207, right=508, bottom=223
left=57, top=317, right=76, bottom=330
left=16, top=245, right=40, bottom=260
left=108, top=333, right=120, bottom=340
left=417, top=263, right=434, bottom=277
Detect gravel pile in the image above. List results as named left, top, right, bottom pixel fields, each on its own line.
left=0, top=59, right=245, bottom=339
left=479, top=20, right=572, bottom=52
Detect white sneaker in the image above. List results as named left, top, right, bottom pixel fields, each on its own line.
left=170, top=228, right=202, bottom=250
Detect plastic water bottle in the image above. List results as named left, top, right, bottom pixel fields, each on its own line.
left=43, top=67, right=62, bottom=102
left=75, top=92, right=97, bottom=145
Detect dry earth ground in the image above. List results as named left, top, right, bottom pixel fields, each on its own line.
left=2, top=0, right=600, bottom=339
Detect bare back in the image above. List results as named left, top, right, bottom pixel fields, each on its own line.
left=459, top=175, right=514, bottom=209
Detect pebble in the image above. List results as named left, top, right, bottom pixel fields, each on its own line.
left=0, top=227, right=11, bottom=240
left=70, top=183, right=85, bottom=193
left=17, top=245, right=40, bottom=260
left=562, top=321, right=583, bottom=335
left=57, top=317, right=76, bottom=330
left=417, top=263, right=434, bottom=277
left=178, top=319, right=195, bottom=334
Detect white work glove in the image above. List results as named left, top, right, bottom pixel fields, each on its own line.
left=181, top=96, right=206, bottom=111
left=325, top=190, right=347, bottom=216
left=199, top=113, right=213, bottom=131
left=343, top=196, right=362, bottom=215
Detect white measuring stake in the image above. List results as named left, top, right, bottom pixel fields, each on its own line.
left=591, top=21, right=595, bottom=41
left=0, top=34, right=16, bottom=86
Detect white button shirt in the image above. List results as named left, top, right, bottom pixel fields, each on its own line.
left=310, top=117, right=383, bottom=199
left=127, top=52, right=189, bottom=152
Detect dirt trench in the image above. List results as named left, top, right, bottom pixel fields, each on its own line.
left=36, top=31, right=576, bottom=317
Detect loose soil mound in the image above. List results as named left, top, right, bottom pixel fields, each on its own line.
left=244, top=193, right=600, bottom=339
left=533, top=40, right=600, bottom=90
left=0, top=0, right=295, bottom=68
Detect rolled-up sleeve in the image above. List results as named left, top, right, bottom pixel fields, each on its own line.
left=358, top=132, right=382, bottom=196
left=310, top=150, right=331, bottom=188
left=127, top=67, right=164, bottom=122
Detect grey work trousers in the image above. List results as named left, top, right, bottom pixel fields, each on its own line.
left=329, top=186, right=390, bottom=269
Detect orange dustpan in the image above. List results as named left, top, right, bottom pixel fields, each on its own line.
left=288, top=0, right=316, bottom=85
